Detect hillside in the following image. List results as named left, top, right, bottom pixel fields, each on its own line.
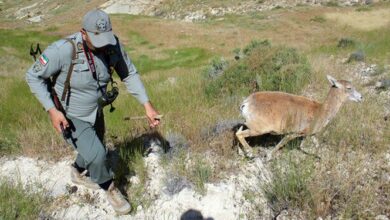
left=0, top=0, right=389, bottom=219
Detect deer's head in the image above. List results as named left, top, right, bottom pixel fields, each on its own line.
left=327, top=75, right=362, bottom=102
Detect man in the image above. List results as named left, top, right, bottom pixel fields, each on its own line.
left=26, top=9, right=160, bottom=214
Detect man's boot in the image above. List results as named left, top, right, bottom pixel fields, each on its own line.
left=106, top=182, right=131, bottom=215
left=70, top=165, right=100, bottom=190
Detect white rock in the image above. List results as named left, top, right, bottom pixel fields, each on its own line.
left=27, top=15, right=43, bottom=23
left=0, top=151, right=272, bottom=219
left=375, top=215, right=389, bottom=220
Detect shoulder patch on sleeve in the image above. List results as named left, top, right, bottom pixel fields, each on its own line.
left=39, top=54, right=49, bottom=66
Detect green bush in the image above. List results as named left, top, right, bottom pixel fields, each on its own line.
left=0, top=181, right=49, bottom=219
left=202, top=57, right=229, bottom=78
left=337, top=38, right=355, bottom=48
left=204, top=41, right=311, bottom=98
left=243, top=39, right=271, bottom=56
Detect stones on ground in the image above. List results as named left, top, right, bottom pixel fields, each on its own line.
left=99, top=0, right=380, bottom=22
left=163, top=174, right=192, bottom=195
left=100, top=0, right=163, bottom=16
left=183, top=11, right=207, bottom=22
left=360, top=64, right=379, bottom=76
left=66, top=185, right=78, bottom=194
left=27, top=15, right=43, bottom=23
left=348, top=50, right=365, bottom=63
left=375, top=215, right=390, bottom=220
left=375, top=79, right=390, bottom=90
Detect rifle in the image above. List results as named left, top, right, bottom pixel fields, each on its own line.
left=30, top=43, right=71, bottom=140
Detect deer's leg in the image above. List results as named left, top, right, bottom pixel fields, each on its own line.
left=236, top=126, right=258, bottom=159
left=267, top=134, right=301, bottom=161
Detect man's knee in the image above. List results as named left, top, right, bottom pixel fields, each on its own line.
left=90, top=148, right=107, bottom=167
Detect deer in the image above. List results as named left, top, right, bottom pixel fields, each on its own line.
left=236, top=75, right=362, bottom=160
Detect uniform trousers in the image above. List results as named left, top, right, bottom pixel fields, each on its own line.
left=66, top=111, right=113, bottom=184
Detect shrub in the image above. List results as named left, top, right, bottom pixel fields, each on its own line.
left=202, top=57, right=229, bottom=78
left=243, top=39, right=270, bottom=56
left=264, top=158, right=314, bottom=215
left=348, top=50, right=365, bottom=63
left=337, top=38, right=355, bottom=48
left=324, top=1, right=339, bottom=7
left=204, top=41, right=311, bottom=98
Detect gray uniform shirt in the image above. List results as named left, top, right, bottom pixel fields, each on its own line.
left=26, top=32, right=149, bottom=124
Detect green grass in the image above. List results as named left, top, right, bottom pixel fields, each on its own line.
left=132, top=47, right=210, bottom=74
left=0, top=29, right=61, bottom=61
left=0, top=181, right=49, bottom=220
left=128, top=30, right=150, bottom=46
left=0, top=78, right=47, bottom=155
left=0, top=76, right=64, bottom=158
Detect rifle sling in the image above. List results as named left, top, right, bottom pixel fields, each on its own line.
left=61, top=38, right=77, bottom=102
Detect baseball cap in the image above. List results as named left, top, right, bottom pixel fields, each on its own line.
left=82, top=9, right=116, bottom=48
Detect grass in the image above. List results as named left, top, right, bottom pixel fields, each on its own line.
left=204, top=40, right=312, bottom=99
left=191, top=156, right=213, bottom=194
left=132, top=47, right=210, bottom=74
left=264, top=156, right=314, bottom=215
left=0, top=77, right=67, bottom=158
left=111, top=133, right=152, bottom=212
left=312, top=26, right=390, bottom=64
left=0, top=181, right=50, bottom=220
left=310, top=15, right=326, bottom=23
left=0, top=29, right=60, bottom=61
left=1, top=3, right=390, bottom=219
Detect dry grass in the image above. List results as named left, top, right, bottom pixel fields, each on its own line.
left=309, top=149, right=390, bottom=218
left=1, top=1, right=390, bottom=218
left=325, top=8, right=390, bottom=31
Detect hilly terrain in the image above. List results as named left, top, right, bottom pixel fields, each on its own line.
left=0, top=0, right=389, bottom=219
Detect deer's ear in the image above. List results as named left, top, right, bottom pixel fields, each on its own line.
left=327, top=75, right=342, bottom=88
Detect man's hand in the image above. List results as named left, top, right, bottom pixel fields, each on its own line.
left=48, top=108, right=69, bottom=133
left=144, top=101, right=160, bottom=128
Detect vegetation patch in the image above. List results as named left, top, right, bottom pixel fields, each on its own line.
left=127, top=30, right=150, bottom=46
left=310, top=15, right=326, bottom=23
left=191, top=156, right=213, bottom=195
left=264, top=157, right=314, bottom=216
left=133, top=47, right=210, bottom=74
left=0, top=181, right=49, bottom=219
left=0, top=76, right=70, bottom=159
left=0, top=29, right=60, bottom=61
left=204, top=40, right=311, bottom=99
left=325, top=8, right=390, bottom=31
left=112, top=134, right=152, bottom=212
left=337, top=38, right=355, bottom=48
